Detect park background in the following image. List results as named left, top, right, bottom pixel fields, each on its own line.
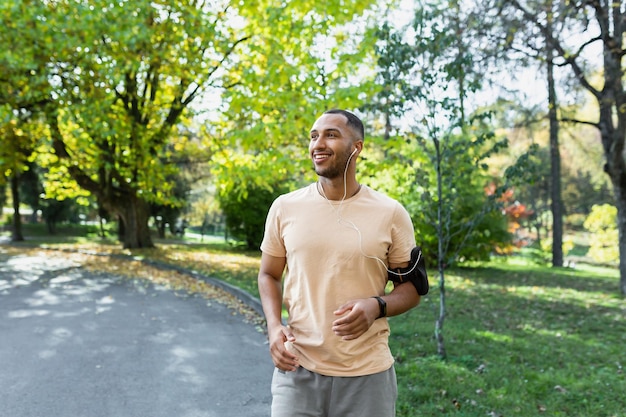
left=1, top=0, right=624, bottom=416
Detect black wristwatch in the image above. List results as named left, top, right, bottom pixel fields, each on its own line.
left=372, top=296, right=387, bottom=319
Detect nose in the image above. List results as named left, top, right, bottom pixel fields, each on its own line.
left=310, top=135, right=328, bottom=151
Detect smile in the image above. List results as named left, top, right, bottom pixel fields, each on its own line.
left=313, top=154, right=331, bottom=161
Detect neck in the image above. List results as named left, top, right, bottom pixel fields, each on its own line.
left=317, top=178, right=361, bottom=201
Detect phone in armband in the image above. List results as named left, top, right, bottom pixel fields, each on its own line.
left=388, top=246, right=429, bottom=295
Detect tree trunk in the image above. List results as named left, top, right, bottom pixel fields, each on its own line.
left=116, top=195, right=154, bottom=249
left=10, top=173, right=24, bottom=242
left=598, top=55, right=626, bottom=295
left=592, top=2, right=625, bottom=293
left=434, top=137, right=447, bottom=359
left=435, top=267, right=447, bottom=359
left=546, top=18, right=563, bottom=267
left=117, top=215, right=125, bottom=242
left=615, top=182, right=626, bottom=295
left=602, top=127, right=626, bottom=295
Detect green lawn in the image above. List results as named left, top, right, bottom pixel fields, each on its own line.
left=391, top=261, right=624, bottom=417
left=3, top=225, right=624, bottom=416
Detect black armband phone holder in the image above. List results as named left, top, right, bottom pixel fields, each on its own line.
left=388, top=246, right=429, bottom=295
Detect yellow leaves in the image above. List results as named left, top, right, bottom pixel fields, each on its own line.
left=172, top=140, right=186, bottom=153
left=39, top=164, right=92, bottom=201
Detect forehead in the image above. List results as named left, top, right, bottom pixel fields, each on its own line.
left=310, top=113, right=349, bottom=133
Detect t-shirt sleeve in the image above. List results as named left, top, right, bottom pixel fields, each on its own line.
left=260, top=197, right=287, bottom=258
left=388, top=203, right=416, bottom=265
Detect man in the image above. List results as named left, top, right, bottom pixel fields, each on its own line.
left=258, top=109, right=421, bottom=417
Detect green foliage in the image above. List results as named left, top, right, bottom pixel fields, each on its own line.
left=40, top=198, right=81, bottom=233
left=362, top=117, right=512, bottom=266
left=2, top=0, right=384, bottom=248
left=218, top=181, right=287, bottom=250
left=416, top=128, right=512, bottom=265
left=36, top=0, right=240, bottom=202
left=215, top=0, right=380, bottom=195
left=0, top=116, right=42, bottom=181
left=367, top=2, right=516, bottom=268
left=584, top=204, right=619, bottom=264
left=0, top=2, right=51, bottom=110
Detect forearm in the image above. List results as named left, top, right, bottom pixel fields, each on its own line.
left=380, top=282, right=420, bottom=317
left=258, top=273, right=284, bottom=328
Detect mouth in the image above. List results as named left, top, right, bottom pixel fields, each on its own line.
left=313, top=153, right=331, bottom=163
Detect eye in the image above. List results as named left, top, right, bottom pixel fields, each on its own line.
left=310, top=133, right=318, bottom=140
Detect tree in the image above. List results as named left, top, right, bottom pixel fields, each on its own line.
left=0, top=1, right=51, bottom=241
left=494, top=0, right=626, bottom=293
left=0, top=116, right=41, bottom=241
left=29, top=0, right=253, bottom=249
left=3, top=0, right=383, bottom=249
left=545, top=3, right=565, bottom=267
left=19, top=161, right=43, bottom=223
left=370, top=1, right=512, bottom=358
left=465, top=0, right=576, bottom=268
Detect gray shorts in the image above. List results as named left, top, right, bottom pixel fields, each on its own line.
left=270, top=366, right=397, bottom=417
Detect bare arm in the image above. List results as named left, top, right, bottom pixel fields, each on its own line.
left=258, top=252, right=299, bottom=371
left=332, top=261, right=420, bottom=341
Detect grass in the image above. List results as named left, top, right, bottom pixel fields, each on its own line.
left=3, top=224, right=624, bottom=416
left=391, top=261, right=624, bottom=417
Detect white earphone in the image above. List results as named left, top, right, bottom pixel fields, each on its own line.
left=318, top=144, right=421, bottom=277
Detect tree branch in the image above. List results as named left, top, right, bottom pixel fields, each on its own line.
left=508, top=0, right=601, bottom=99
left=560, top=117, right=600, bottom=129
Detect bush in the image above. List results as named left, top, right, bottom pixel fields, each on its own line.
left=583, top=204, right=618, bottom=264
left=218, top=181, right=288, bottom=250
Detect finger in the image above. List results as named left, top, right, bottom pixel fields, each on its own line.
left=340, top=330, right=366, bottom=341
left=333, top=301, right=355, bottom=316
left=333, top=323, right=366, bottom=340
left=333, top=306, right=350, bottom=316
left=332, top=318, right=361, bottom=335
left=282, top=328, right=296, bottom=342
left=272, top=347, right=299, bottom=371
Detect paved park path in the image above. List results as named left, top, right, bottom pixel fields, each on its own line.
left=0, top=247, right=273, bottom=417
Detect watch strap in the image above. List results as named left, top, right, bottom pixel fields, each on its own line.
left=372, top=296, right=387, bottom=319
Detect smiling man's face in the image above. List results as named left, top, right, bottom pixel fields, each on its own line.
left=309, top=113, right=359, bottom=179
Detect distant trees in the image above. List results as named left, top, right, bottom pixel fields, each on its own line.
left=1, top=0, right=380, bottom=248
left=490, top=0, right=626, bottom=293
left=0, top=0, right=619, bottom=279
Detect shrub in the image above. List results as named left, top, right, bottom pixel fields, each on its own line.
left=583, top=204, right=618, bottom=264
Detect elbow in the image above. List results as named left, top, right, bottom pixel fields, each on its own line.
left=411, top=293, right=421, bottom=309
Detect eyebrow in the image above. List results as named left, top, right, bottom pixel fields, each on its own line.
left=310, top=128, right=342, bottom=135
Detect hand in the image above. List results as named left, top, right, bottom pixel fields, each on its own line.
left=331, top=298, right=379, bottom=340
left=268, top=325, right=299, bottom=372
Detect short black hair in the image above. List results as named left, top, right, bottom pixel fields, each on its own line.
left=323, top=109, right=364, bottom=141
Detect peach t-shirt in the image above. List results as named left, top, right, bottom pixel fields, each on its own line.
left=260, top=183, right=416, bottom=377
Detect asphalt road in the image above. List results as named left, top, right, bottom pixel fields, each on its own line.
left=0, top=249, right=273, bottom=417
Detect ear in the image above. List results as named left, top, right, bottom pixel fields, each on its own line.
left=353, top=141, right=363, bottom=156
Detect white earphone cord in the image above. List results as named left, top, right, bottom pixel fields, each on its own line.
left=318, top=149, right=421, bottom=277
